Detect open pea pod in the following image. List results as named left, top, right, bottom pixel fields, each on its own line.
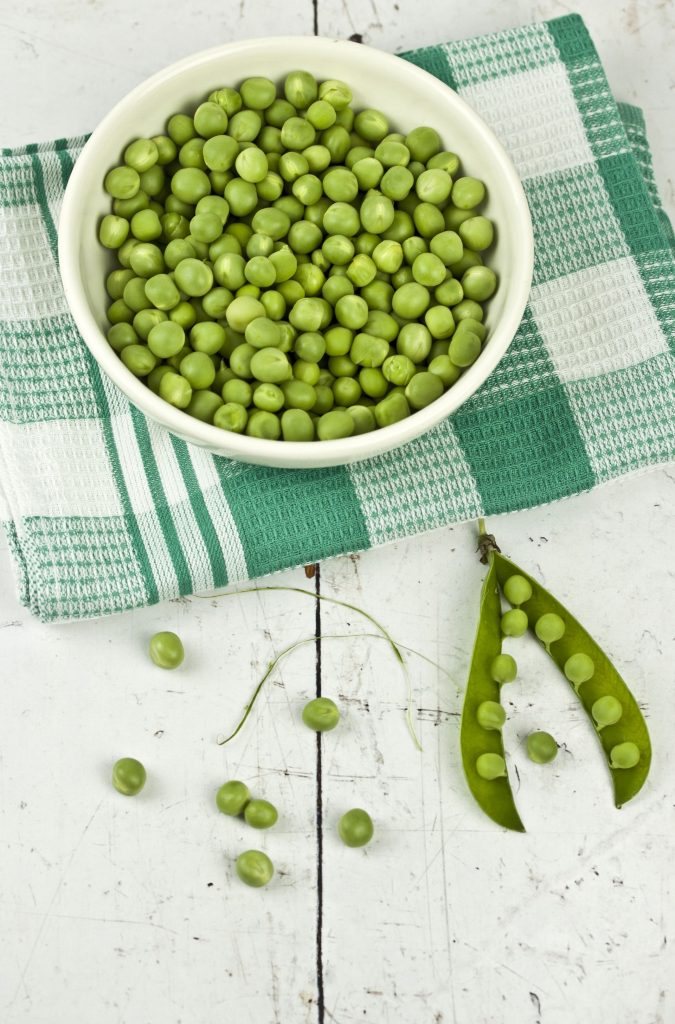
left=494, top=552, right=651, bottom=807
left=460, top=557, right=525, bottom=832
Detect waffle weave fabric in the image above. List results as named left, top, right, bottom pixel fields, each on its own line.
left=0, top=14, right=673, bottom=621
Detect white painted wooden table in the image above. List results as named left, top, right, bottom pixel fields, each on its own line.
left=1, top=2, right=674, bottom=1022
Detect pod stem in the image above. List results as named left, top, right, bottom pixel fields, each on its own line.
left=216, top=631, right=456, bottom=747
left=194, top=585, right=423, bottom=749
left=477, top=518, right=501, bottom=565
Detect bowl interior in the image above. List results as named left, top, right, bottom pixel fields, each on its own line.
left=60, top=37, right=532, bottom=468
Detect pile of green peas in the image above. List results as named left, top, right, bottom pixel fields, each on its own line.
left=100, top=70, right=498, bottom=441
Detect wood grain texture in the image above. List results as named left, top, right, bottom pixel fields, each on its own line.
left=0, top=2, right=674, bottom=1021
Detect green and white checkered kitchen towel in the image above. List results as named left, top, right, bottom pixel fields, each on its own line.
left=1, top=14, right=673, bottom=621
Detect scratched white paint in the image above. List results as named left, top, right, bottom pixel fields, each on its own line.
left=0, top=1, right=674, bottom=1022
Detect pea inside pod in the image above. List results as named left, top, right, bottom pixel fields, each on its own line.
left=459, top=554, right=525, bottom=832
left=493, top=551, right=651, bottom=809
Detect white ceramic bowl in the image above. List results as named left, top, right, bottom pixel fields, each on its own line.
left=59, top=37, right=533, bottom=469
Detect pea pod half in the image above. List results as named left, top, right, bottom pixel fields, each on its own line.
left=493, top=551, right=651, bottom=809
left=460, top=554, right=525, bottom=832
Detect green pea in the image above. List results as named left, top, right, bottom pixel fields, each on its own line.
left=302, top=696, right=340, bottom=732
left=338, top=808, right=373, bottom=847
left=322, top=167, right=359, bottom=203
left=284, top=70, right=318, bottom=108
left=476, top=701, right=506, bottom=731
left=332, top=377, right=361, bottom=406
left=428, top=355, right=460, bottom=387
left=167, top=113, right=196, bottom=146
left=186, top=390, right=223, bottom=423
left=147, top=320, right=185, bottom=358
left=462, top=266, right=498, bottom=301
left=353, top=108, right=389, bottom=142
left=239, top=76, right=276, bottom=110
left=323, top=201, right=360, bottom=237
left=369, top=240, right=401, bottom=276
left=413, top=202, right=445, bottom=239
left=169, top=301, right=197, bottom=330
left=475, top=753, right=506, bottom=780
left=174, top=257, right=213, bottom=297
left=448, top=330, right=481, bottom=368
left=404, top=370, right=443, bottom=410
left=459, top=215, right=494, bottom=252
left=247, top=347, right=290, bottom=384
left=106, top=268, right=136, bottom=300
left=335, top=294, right=369, bottom=330
left=404, top=126, right=441, bottom=163
left=129, top=243, right=165, bottom=279
left=222, top=379, right=252, bottom=407
left=319, top=79, right=352, bottom=110
left=252, top=383, right=284, bottom=412
left=412, top=252, right=446, bottom=287
left=107, top=298, right=134, bottom=325
left=243, top=798, right=278, bottom=829
left=382, top=354, right=415, bottom=386
left=501, top=609, right=528, bottom=637
left=352, top=157, right=384, bottom=191
left=360, top=280, right=394, bottom=313
left=226, top=295, right=266, bottom=333
left=609, top=742, right=640, bottom=769
left=281, top=408, right=315, bottom=441
left=295, top=360, right=322, bottom=386
left=350, top=331, right=387, bottom=368
left=347, top=404, right=377, bottom=435
left=171, top=166, right=211, bottom=204
left=120, top=344, right=157, bottom=377
left=112, top=757, right=147, bottom=796
left=503, top=575, right=533, bottom=607
left=159, top=371, right=192, bottom=409
left=397, top=322, right=432, bottom=363
left=194, top=101, right=229, bottom=138
left=490, top=653, right=517, bottom=685
left=317, top=409, right=354, bottom=440
left=216, top=779, right=250, bottom=815
left=306, top=98, right=337, bottom=130
left=246, top=409, right=281, bottom=439
left=451, top=176, right=486, bottom=210
left=149, top=630, right=185, bottom=668
left=434, top=279, right=464, bottom=307
left=564, top=653, right=595, bottom=692
left=133, top=308, right=166, bottom=340
left=392, top=282, right=430, bottom=319
left=106, top=323, right=136, bottom=353
left=592, top=696, right=623, bottom=731
left=144, top=273, right=180, bottom=311
left=99, top=214, right=130, bottom=249
left=535, top=613, right=565, bottom=648
left=374, top=390, right=411, bottom=428
left=203, top=133, right=238, bottom=171
left=526, top=731, right=558, bottom=764
left=429, top=230, right=463, bottom=267
left=415, top=168, right=452, bottom=205
left=360, top=193, right=395, bottom=234
left=104, top=165, right=141, bottom=200
left=147, top=365, right=172, bottom=394
left=303, top=144, right=332, bottom=172
left=214, top=402, right=248, bottom=433
left=358, top=368, right=388, bottom=399
left=236, top=849, right=274, bottom=888
left=425, top=306, right=455, bottom=340
left=151, top=135, right=177, bottom=164
left=225, top=178, right=259, bottom=216
left=380, top=166, right=414, bottom=202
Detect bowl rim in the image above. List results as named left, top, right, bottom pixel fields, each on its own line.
left=59, top=35, right=533, bottom=468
